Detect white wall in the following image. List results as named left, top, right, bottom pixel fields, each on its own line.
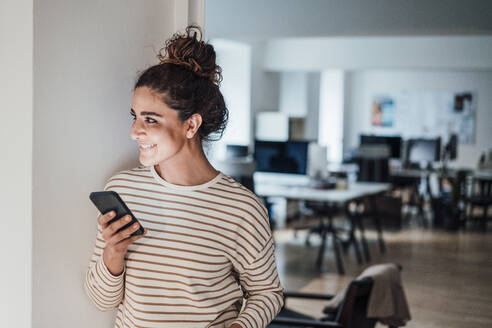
left=175, top=0, right=205, bottom=31
left=32, top=1, right=182, bottom=327
left=211, top=39, right=252, bottom=159
left=259, top=36, right=492, bottom=167
left=249, top=42, right=280, bottom=140
left=305, top=72, right=320, bottom=141
left=0, top=1, right=33, bottom=327
left=344, top=70, right=492, bottom=168
left=250, top=43, right=280, bottom=113
left=319, top=71, right=345, bottom=163
left=278, top=72, right=320, bottom=140
left=279, top=72, right=308, bottom=118
left=263, top=36, right=492, bottom=71
left=247, top=42, right=281, bottom=149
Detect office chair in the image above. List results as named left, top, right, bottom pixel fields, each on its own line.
left=268, top=277, right=376, bottom=328
left=346, top=196, right=387, bottom=264
left=465, top=175, right=492, bottom=231
left=452, top=170, right=472, bottom=229
left=350, top=145, right=391, bottom=261
left=298, top=201, right=349, bottom=275
left=431, top=169, right=467, bottom=231
left=356, top=158, right=390, bottom=183
left=269, top=264, right=407, bottom=328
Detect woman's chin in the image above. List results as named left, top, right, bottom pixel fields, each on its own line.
left=139, top=155, right=157, bottom=167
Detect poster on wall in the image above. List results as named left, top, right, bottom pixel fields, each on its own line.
left=369, top=90, right=476, bottom=145
left=371, top=96, right=395, bottom=127
left=451, top=92, right=475, bottom=144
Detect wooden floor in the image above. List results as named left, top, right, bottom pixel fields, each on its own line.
left=273, top=227, right=492, bottom=328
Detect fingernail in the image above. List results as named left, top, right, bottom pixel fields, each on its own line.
left=110, top=211, right=115, bottom=216
left=134, top=223, right=139, bottom=228
left=125, top=216, right=131, bottom=222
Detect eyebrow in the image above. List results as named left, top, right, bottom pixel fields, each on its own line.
left=130, top=108, right=162, bottom=117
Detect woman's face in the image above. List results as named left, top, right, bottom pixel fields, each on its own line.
left=130, top=87, right=187, bottom=167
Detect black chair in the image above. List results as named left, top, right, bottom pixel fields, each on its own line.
left=268, top=277, right=376, bottom=328
left=356, top=158, right=390, bottom=183
left=435, top=169, right=470, bottom=231
left=294, top=201, right=349, bottom=275
left=466, top=176, right=492, bottom=231
left=346, top=195, right=387, bottom=264
left=355, top=144, right=391, bottom=183
left=351, top=146, right=391, bottom=261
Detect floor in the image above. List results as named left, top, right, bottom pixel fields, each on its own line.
left=273, top=226, right=492, bottom=328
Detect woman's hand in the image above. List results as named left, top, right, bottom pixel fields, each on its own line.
left=99, top=211, right=147, bottom=276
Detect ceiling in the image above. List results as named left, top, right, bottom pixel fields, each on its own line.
left=206, top=0, right=492, bottom=41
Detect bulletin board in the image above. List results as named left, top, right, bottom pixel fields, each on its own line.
left=370, top=90, right=476, bottom=144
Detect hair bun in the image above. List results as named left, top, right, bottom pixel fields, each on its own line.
left=158, top=25, right=222, bottom=85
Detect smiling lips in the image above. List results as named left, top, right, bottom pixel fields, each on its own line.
left=140, top=144, right=157, bottom=152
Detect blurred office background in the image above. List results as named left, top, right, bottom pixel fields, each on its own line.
left=205, top=1, right=492, bottom=327
left=2, top=0, right=491, bottom=327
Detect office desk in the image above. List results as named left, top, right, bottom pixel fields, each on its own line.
left=473, top=170, right=492, bottom=180
left=255, top=182, right=390, bottom=203
left=255, top=181, right=391, bottom=274
left=391, top=168, right=492, bottom=180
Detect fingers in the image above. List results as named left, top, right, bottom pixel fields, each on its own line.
left=98, top=210, right=117, bottom=228
left=107, top=222, right=141, bottom=245
left=116, top=229, right=147, bottom=250
left=101, top=214, right=132, bottom=241
left=99, top=211, right=147, bottom=254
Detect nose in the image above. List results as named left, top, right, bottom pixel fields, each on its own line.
left=130, top=119, right=146, bottom=141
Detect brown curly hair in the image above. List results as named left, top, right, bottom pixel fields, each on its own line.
left=135, top=25, right=228, bottom=142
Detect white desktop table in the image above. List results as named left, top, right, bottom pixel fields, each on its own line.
left=254, top=175, right=391, bottom=274
left=255, top=182, right=391, bottom=203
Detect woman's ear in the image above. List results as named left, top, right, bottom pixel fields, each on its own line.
left=185, top=113, right=203, bottom=139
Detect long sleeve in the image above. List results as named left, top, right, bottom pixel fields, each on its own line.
left=83, top=168, right=283, bottom=326
left=84, top=218, right=126, bottom=311
left=230, top=237, right=284, bottom=328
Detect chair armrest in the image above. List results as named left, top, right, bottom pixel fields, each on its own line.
left=284, top=291, right=335, bottom=300
left=271, top=317, right=342, bottom=328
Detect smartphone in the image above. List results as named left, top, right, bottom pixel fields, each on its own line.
left=89, top=191, right=144, bottom=237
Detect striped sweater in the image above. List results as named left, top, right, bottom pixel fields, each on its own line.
left=85, top=165, right=284, bottom=328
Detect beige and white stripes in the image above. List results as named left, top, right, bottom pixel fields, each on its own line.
left=85, top=166, right=284, bottom=328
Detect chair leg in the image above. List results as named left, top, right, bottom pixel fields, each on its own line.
left=352, top=235, right=363, bottom=265
left=418, top=196, right=427, bottom=228
left=332, top=229, right=345, bottom=275
left=349, top=217, right=363, bottom=264
left=305, top=228, right=312, bottom=246
left=356, top=217, right=371, bottom=263
left=463, top=207, right=469, bottom=229
left=315, top=225, right=327, bottom=269
left=373, top=215, right=386, bottom=254
left=470, top=205, right=477, bottom=230
left=481, top=206, right=488, bottom=232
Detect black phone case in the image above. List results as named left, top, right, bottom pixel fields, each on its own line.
left=89, top=191, right=144, bottom=236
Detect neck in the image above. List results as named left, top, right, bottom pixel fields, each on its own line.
left=154, top=139, right=219, bottom=186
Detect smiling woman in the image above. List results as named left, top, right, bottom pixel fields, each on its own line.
left=130, top=87, right=191, bottom=169
left=84, top=25, right=283, bottom=328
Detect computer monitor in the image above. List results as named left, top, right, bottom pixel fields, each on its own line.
left=254, top=140, right=309, bottom=175
left=406, top=137, right=441, bottom=163
left=226, top=144, right=249, bottom=159
left=360, top=135, right=402, bottom=159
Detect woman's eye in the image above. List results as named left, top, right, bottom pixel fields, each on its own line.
left=130, top=114, right=156, bottom=124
